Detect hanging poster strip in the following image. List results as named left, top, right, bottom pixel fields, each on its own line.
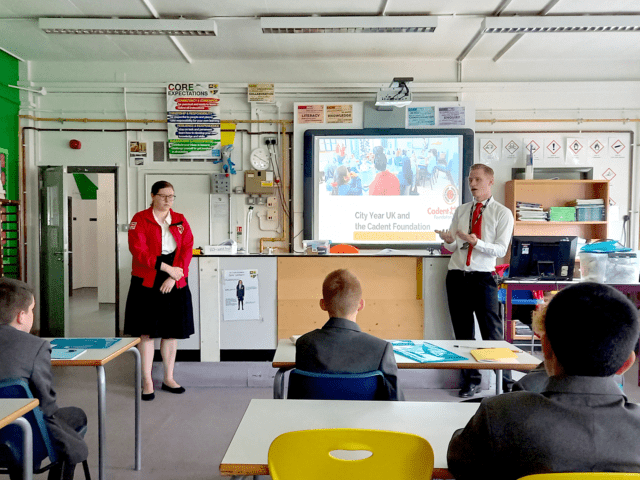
left=167, top=82, right=221, bottom=160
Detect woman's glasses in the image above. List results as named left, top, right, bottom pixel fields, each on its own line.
left=155, top=194, right=176, bottom=200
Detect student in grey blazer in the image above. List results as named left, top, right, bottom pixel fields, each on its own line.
left=0, top=278, right=88, bottom=478
left=447, top=282, right=640, bottom=480
left=295, top=269, right=403, bottom=401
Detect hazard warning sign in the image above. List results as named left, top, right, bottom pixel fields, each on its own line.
left=602, top=168, right=616, bottom=181
left=543, top=138, right=563, bottom=164
left=590, top=139, right=605, bottom=155
left=547, top=140, right=561, bottom=155
left=480, top=139, right=501, bottom=164
left=502, top=137, right=521, bottom=164
left=609, top=137, right=627, bottom=159
left=566, top=138, right=586, bottom=165
left=482, top=140, right=497, bottom=155
left=569, top=139, right=583, bottom=154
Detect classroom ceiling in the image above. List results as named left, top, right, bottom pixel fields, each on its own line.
left=1, top=0, right=639, bottom=65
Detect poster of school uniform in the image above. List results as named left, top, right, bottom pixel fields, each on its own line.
left=223, top=269, right=260, bottom=321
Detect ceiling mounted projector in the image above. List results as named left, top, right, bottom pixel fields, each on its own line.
left=375, top=77, right=413, bottom=108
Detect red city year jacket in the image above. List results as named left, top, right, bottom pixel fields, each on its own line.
left=128, top=207, right=194, bottom=289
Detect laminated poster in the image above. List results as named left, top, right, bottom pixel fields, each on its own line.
left=297, top=105, right=324, bottom=124
left=479, top=138, right=501, bottom=164
left=565, top=138, right=587, bottom=165
left=223, top=270, right=260, bottom=321
left=167, top=82, right=221, bottom=160
left=543, top=138, right=563, bottom=164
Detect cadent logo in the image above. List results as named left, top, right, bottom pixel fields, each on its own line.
left=443, top=185, right=458, bottom=205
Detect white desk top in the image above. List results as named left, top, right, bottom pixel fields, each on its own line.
left=272, top=338, right=540, bottom=371
left=219, top=398, right=479, bottom=478
left=0, top=398, right=39, bottom=429
left=46, top=337, right=140, bottom=367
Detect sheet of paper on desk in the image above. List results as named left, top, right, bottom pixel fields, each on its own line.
left=50, top=338, right=120, bottom=349
left=470, top=348, right=519, bottom=363
left=392, top=341, right=467, bottom=363
left=51, top=349, right=86, bottom=360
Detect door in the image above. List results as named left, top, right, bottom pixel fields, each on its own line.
left=39, top=166, right=69, bottom=337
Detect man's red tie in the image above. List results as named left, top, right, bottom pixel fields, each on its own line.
left=466, top=202, right=483, bottom=266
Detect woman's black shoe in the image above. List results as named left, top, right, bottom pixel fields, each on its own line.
left=161, top=383, right=186, bottom=394
left=141, top=391, right=155, bottom=401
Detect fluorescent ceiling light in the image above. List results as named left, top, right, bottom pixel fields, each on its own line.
left=482, top=15, right=640, bottom=33
left=261, top=16, right=437, bottom=33
left=38, top=18, right=218, bottom=36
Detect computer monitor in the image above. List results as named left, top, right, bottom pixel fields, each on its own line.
left=509, top=236, right=578, bottom=280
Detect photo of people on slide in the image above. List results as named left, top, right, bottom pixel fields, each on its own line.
left=319, top=136, right=460, bottom=197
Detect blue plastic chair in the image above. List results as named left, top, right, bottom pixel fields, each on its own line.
left=0, top=379, right=91, bottom=480
left=287, top=370, right=385, bottom=400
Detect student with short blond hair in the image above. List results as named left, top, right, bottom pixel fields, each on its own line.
left=295, top=269, right=403, bottom=400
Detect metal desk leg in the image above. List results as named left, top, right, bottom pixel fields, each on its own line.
left=128, top=346, right=142, bottom=470
left=96, top=365, right=106, bottom=480
left=495, top=369, right=503, bottom=395
left=273, top=368, right=288, bottom=399
left=13, top=417, right=33, bottom=480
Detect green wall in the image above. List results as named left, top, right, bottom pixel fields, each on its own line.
left=0, top=51, right=20, bottom=200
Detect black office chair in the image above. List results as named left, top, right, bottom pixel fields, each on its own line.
left=286, top=369, right=385, bottom=400
left=0, top=379, right=91, bottom=480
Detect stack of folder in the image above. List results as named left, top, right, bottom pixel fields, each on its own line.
left=516, top=201, right=548, bottom=222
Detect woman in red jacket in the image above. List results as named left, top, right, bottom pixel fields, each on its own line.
left=124, top=180, right=194, bottom=401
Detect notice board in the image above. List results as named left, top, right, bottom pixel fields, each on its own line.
left=277, top=256, right=424, bottom=341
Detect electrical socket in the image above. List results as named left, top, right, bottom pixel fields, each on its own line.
left=267, top=208, right=278, bottom=222
left=267, top=196, right=277, bottom=207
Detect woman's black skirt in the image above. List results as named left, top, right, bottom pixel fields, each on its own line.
left=123, top=253, right=195, bottom=339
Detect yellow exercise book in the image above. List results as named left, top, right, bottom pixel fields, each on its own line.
left=470, top=348, right=519, bottom=363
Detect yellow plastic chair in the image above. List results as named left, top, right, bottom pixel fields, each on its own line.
left=268, top=428, right=434, bottom=480
left=519, top=473, right=640, bottom=480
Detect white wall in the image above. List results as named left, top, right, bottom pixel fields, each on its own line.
left=17, top=57, right=640, bottom=333
left=97, top=174, right=116, bottom=303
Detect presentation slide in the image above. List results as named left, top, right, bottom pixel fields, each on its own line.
left=317, top=134, right=463, bottom=244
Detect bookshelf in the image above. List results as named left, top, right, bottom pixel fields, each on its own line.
left=0, top=199, right=21, bottom=278
left=504, top=180, right=609, bottom=240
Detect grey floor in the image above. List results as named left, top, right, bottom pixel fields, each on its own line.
left=62, top=291, right=640, bottom=480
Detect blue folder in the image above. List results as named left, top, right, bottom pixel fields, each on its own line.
left=50, top=338, right=120, bottom=350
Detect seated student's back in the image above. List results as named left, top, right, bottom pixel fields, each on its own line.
left=447, top=282, right=640, bottom=480
left=295, top=269, right=403, bottom=401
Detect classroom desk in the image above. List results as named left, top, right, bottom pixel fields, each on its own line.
left=272, top=339, right=540, bottom=398
left=0, top=398, right=39, bottom=480
left=503, top=280, right=640, bottom=342
left=220, top=398, right=479, bottom=479
left=48, top=337, right=141, bottom=480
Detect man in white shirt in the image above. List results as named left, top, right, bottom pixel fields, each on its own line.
left=436, top=164, right=514, bottom=397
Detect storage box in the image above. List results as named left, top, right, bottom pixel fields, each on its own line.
left=302, top=240, right=330, bottom=255
left=605, top=252, right=639, bottom=284
left=579, top=251, right=607, bottom=283
left=580, top=251, right=639, bottom=283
